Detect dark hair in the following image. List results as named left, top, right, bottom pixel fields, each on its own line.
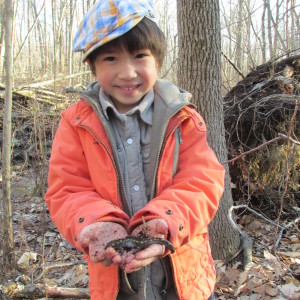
left=88, top=17, right=166, bottom=76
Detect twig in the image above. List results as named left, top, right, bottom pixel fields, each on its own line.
left=229, top=205, right=300, bottom=256
left=229, top=205, right=285, bottom=233
left=35, top=260, right=87, bottom=282
left=278, top=133, right=300, bottom=145
left=222, top=51, right=245, bottom=79
left=13, top=1, right=46, bottom=64
left=275, top=217, right=300, bottom=251
left=222, top=133, right=299, bottom=165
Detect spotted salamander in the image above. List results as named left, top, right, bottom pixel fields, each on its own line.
left=105, top=236, right=175, bottom=254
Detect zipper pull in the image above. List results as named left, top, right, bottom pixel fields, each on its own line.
left=172, top=127, right=182, bottom=177
left=178, top=127, right=183, bottom=144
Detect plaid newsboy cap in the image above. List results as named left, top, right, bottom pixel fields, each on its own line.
left=73, top=0, right=157, bottom=62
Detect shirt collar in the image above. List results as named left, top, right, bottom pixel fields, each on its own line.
left=99, top=88, right=154, bottom=125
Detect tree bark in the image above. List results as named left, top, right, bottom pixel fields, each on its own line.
left=177, top=0, right=240, bottom=259
left=2, top=0, right=15, bottom=269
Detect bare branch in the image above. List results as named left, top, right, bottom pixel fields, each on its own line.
left=222, top=51, right=245, bottom=79
left=13, top=1, right=45, bottom=64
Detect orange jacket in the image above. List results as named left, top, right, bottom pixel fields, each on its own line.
left=45, top=80, right=225, bottom=299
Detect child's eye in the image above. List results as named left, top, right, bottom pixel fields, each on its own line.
left=136, top=53, right=148, bottom=59
left=104, top=56, right=116, bottom=62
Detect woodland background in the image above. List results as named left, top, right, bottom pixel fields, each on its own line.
left=0, top=0, right=299, bottom=299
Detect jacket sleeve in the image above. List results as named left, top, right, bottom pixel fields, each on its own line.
left=45, top=106, right=130, bottom=252
left=129, top=110, right=225, bottom=248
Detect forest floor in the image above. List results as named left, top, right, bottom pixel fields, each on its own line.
left=0, top=167, right=299, bottom=300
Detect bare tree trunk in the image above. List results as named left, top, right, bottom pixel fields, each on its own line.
left=52, top=1, right=57, bottom=79
left=265, top=0, right=273, bottom=59
left=285, top=0, right=290, bottom=54
left=244, top=0, right=264, bottom=65
left=69, top=0, right=74, bottom=84
left=267, top=0, right=287, bottom=56
left=43, top=3, right=47, bottom=72
left=236, top=0, right=243, bottom=72
left=0, top=1, right=5, bottom=75
left=261, top=1, right=267, bottom=63
left=2, top=0, right=15, bottom=270
left=291, top=0, right=300, bottom=51
left=27, top=0, right=32, bottom=79
left=31, top=0, right=46, bottom=74
left=246, top=0, right=253, bottom=69
left=177, top=0, right=240, bottom=260
left=290, top=0, right=295, bottom=52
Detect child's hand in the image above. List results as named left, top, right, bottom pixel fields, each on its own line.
left=78, top=222, right=127, bottom=266
left=124, top=219, right=169, bottom=273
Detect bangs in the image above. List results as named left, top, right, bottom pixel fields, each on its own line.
left=109, top=18, right=163, bottom=54
left=88, top=17, right=166, bottom=74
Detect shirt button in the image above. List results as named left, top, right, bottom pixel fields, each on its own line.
left=133, top=185, right=140, bottom=191
left=143, top=152, right=150, bottom=158
left=127, top=138, right=133, bottom=145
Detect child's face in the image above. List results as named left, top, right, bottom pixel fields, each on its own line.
left=94, top=47, right=158, bottom=113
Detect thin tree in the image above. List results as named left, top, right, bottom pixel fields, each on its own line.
left=177, top=0, right=240, bottom=259
left=236, top=0, right=244, bottom=73
left=2, top=0, right=15, bottom=269
left=261, top=0, right=267, bottom=62
left=0, top=1, right=5, bottom=75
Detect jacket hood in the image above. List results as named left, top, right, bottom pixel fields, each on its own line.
left=154, top=79, right=192, bottom=108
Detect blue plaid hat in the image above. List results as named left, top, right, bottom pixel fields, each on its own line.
left=73, top=0, right=157, bottom=62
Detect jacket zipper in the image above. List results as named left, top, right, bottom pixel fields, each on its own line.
left=150, top=112, right=190, bottom=300
left=78, top=123, right=131, bottom=216
left=150, top=113, right=189, bottom=199
left=77, top=93, right=132, bottom=217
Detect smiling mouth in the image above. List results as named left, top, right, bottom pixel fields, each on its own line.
left=119, top=85, right=139, bottom=91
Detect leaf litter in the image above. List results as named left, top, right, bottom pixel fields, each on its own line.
left=0, top=169, right=298, bottom=299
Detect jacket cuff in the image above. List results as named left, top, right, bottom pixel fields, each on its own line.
left=95, top=215, right=129, bottom=231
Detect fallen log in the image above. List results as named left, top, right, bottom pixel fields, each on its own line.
left=14, top=71, right=90, bottom=90
left=1, top=283, right=90, bottom=299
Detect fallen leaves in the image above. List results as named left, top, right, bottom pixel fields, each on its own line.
left=1, top=172, right=299, bottom=299
left=215, top=212, right=300, bottom=299
left=278, top=280, right=300, bottom=299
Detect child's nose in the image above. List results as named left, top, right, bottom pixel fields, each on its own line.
left=118, top=61, right=137, bottom=80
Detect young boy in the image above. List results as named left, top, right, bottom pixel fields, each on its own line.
left=45, top=0, right=225, bottom=299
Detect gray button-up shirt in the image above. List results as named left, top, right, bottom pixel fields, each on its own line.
left=99, top=88, right=153, bottom=215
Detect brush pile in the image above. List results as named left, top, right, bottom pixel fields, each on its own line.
left=224, top=55, right=300, bottom=220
